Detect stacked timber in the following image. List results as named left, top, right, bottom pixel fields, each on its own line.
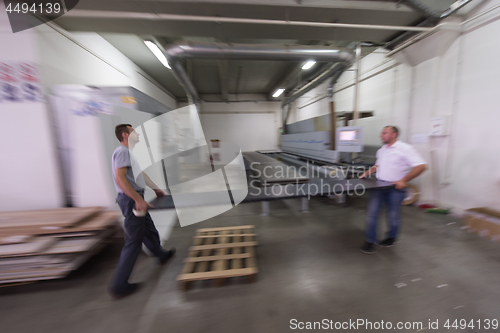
left=0, top=207, right=120, bottom=284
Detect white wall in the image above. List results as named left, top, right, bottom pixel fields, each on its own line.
left=197, top=99, right=281, bottom=152
left=287, top=1, right=500, bottom=214
left=442, top=1, right=500, bottom=212
left=35, top=27, right=176, bottom=109
left=0, top=5, right=64, bottom=211
left=288, top=51, right=411, bottom=145
left=0, top=4, right=177, bottom=211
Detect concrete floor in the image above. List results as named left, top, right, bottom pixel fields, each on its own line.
left=2, top=196, right=500, bottom=333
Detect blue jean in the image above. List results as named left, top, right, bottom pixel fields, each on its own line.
left=110, top=192, right=165, bottom=293
left=365, top=188, right=406, bottom=244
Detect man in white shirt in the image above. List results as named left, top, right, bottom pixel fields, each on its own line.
left=359, top=126, right=427, bottom=254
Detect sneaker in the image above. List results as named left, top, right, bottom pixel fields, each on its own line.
left=360, top=241, right=376, bottom=254
left=109, top=283, right=140, bottom=299
left=159, top=248, right=176, bottom=265
left=379, top=238, right=396, bottom=247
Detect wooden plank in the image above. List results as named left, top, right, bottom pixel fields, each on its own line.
left=0, top=238, right=58, bottom=258
left=194, top=233, right=256, bottom=239
left=183, top=253, right=252, bottom=263
left=212, top=230, right=229, bottom=286
left=195, top=231, right=216, bottom=274
left=0, top=211, right=119, bottom=243
left=0, top=276, right=61, bottom=284
left=177, top=267, right=258, bottom=282
left=0, top=235, right=33, bottom=246
left=196, top=225, right=254, bottom=233
left=0, top=227, right=116, bottom=259
left=181, top=237, right=203, bottom=276
left=42, top=237, right=103, bottom=255
left=244, top=235, right=258, bottom=283
left=0, top=207, right=104, bottom=228
left=232, top=232, right=243, bottom=270
left=189, top=241, right=257, bottom=252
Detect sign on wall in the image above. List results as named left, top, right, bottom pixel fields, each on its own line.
left=0, top=61, right=43, bottom=103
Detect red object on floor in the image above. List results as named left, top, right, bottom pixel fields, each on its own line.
left=418, top=204, right=436, bottom=209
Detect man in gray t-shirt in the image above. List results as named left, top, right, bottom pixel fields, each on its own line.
left=109, top=124, right=175, bottom=298
left=111, top=145, right=146, bottom=194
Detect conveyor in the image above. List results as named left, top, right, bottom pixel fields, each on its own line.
left=150, top=178, right=393, bottom=214
left=242, top=151, right=309, bottom=186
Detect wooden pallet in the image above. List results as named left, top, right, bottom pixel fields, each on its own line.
left=177, top=225, right=258, bottom=290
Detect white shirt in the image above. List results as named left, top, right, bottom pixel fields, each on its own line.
left=375, top=141, right=426, bottom=182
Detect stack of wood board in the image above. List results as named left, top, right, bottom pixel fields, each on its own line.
left=0, top=207, right=120, bottom=284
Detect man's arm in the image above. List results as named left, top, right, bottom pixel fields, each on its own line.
left=143, top=173, right=166, bottom=197
left=393, top=164, right=427, bottom=189
left=359, top=165, right=378, bottom=179
left=115, top=167, right=152, bottom=212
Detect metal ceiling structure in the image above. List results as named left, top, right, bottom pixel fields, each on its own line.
left=52, top=0, right=478, bottom=102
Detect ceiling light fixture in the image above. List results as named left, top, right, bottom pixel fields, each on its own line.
left=144, top=41, right=171, bottom=69
left=302, top=61, right=316, bottom=70
left=273, top=88, right=285, bottom=98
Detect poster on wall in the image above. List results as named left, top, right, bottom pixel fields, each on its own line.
left=0, top=62, right=43, bottom=103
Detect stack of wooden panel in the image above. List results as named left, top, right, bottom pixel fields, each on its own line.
left=0, top=207, right=120, bottom=284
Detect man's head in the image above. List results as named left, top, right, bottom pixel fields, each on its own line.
left=115, top=124, right=139, bottom=145
left=380, top=125, right=399, bottom=145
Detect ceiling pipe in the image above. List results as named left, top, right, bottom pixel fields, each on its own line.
left=282, top=62, right=352, bottom=107
left=160, top=42, right=355, bottom=108
left=386, top=0, right=473, bottom=50
left=384, top=17, right=438, bottom=51
left=164, top=42, right=355, bottom=62
left=401, top=0, right=442, bottom=18
left=64, top=9, right=433, bottom=32
left=167, top=57, right=200, bottom=106
left=386, top=1, right=500, bottom=57
left=402, top=0, right=473, bottom=19
left=281, top=60, right=354, bottom=131
left=326, top=66, right=348, bottom=100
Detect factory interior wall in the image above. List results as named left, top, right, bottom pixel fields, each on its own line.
left=441, top=2, right=500, bottom=213
left=0, top=5, right=177, bottom=211
left=35, top=25, right=176, bottom=109
left=197, top=99, right=281, bottom=152
left=288, top=3, right=500, bottom=214
left=0, top=6, right=64, bottom=211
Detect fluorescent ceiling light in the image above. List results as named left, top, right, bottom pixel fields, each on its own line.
left=302, top=61, right=316, bottom=70
left=144, top=41, right=171, bottom=69
left=273, top=88, right=285, bottom=98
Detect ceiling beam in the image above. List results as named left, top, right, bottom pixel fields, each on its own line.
left=268, top=63, right=303, bottom=100
left=187, top=60, right=194, bottom=81
left=75, top=0, right=415, bottom=13
left=61, top=10, right=431, bottom=32
left=217, top=60, right=229, bottom=102
left=235, top=66, right=244, bottom=96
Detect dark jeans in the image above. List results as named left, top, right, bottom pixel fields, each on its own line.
left=365, top=188, right=406, bottom=244
left=110, top=192, right=165, bottom=293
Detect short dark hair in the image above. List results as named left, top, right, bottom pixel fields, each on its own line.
left=115, top=124, right=132, bottom=142
left=385, top=125, right=399, bottom=136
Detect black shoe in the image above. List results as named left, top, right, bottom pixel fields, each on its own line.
left=379, top=238, right=396, bottom=247
left=360, top=241, right=376, bottom=254
left=159, top=248, right=176, bottom=265
left=109, top=283, right=140, bottom=299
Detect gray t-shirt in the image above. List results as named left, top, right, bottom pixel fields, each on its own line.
left=112, top=145, right=146, bottom=193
